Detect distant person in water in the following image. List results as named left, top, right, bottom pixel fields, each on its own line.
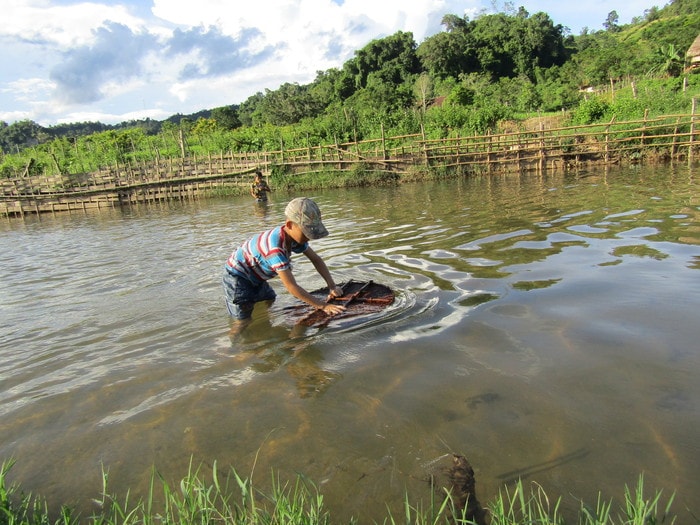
left=223, top=197, right=345, bottom=332
left=250, top=170, right=272, bottom=202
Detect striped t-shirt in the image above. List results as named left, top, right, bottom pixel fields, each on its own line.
left=225, top=226, right=308, bottom=283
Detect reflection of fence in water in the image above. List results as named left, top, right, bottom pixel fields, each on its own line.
left=2, top=110, right=699, bottom=217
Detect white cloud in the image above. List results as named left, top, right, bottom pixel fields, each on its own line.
left=1, top=0, right=144, bottom=47
left=3, top=77, right=54, bottom=102
left=0, top=0, right=661, bottom=126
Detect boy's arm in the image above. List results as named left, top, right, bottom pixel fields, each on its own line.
left=278, top=268, right=345, bottom=315
left=302, top=247, right=344, bottom=298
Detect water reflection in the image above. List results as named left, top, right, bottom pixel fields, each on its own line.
left=1, top=165, right=699, bottom=522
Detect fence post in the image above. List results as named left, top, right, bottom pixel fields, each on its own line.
left=605, top=116, right=615, bottom=164
left=421, top=123, right=428, bottom=167
left=690, top=97, right=697, bottom=162
left=381, top=123, right=387, bottom=160
left=672, top=118, right=680, bottom=159
left=485, top=130, right=492, bottom=171
left=335, top=134, right=342, bottom=170
left=538, top=122, right=545, bottom=172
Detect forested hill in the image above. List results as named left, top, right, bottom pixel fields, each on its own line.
left=1, top=0, right=699, bottom=160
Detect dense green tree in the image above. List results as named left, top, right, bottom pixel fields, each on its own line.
left=431, top=10, right=571, bottom=81
left=238, top=92, right=265, bottom=127
left=533, top=65, right=582, bottom=111
left=211, top=105, right=241, bottom=130
left=417, top=14, right=479, bottom=80
left=417, top=15, right=478, bottom=80
left=469, top=13, right=514, bottom=78
left=256, top=83, right=323, bottom=126
left=642, top=6, right=662, bottom=23
left=441, top=13, right=470, bottom=32
left=0, top=120, right=44, bottom=152
left=569, top=31, right=630, bottom=84
left=191, top=117, right=220, bottom=136
left=47, top=121, right=111, bottom=139
left=308, top=69, right=343, bottom=106
left=344, top=31, right=420, bottom=89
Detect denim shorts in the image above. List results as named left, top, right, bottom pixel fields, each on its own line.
left=223, top=270, right=277, bottom=320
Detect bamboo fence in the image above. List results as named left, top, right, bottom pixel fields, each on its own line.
left=2, top=109, right=698, bottom=218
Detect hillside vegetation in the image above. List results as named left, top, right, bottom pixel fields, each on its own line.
left=1, top=0, right=699, bottom=178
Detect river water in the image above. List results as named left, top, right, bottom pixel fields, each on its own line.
left=1, top=164, right=699, bottom=522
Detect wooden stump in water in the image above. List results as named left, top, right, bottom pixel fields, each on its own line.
left=428, top=454, right=487, bottom=525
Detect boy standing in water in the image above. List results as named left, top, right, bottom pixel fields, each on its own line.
left=250, top=170, right=272, bottom=202
left=223, top=197, right=345, bottom=330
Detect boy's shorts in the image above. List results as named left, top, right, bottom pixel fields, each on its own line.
left=223, top=270, right=277, bottom=320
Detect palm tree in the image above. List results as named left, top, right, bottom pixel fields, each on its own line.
left=648, top=44, right=683, bottom=77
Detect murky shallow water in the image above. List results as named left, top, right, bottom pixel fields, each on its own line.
left=1, top=164, right=699, bottom=522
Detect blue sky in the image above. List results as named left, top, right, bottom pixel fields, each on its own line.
left=1, top=0, right=660, bottom=127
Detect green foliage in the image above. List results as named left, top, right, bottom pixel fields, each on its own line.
left=446, top=84, right=475, bottom=106
left=423, top=94, right=512, bottom=138
left=640, top=13, right=700, bottom=55
left=417, top=24, right=476, bottom=80
left=255, top=83, right=325, bottom=126
left=1, top=0, right=699, bottom=176
left=569, top=76, right=699, bottom=124
left=604, top=10, right=621, bottom=33
left=0, top=120, right=46, bottom=153
left=646, top=44, right=684, bottom=77
left=531, top=66, right=582, bottom=111
left=211, top=105, right=241, bottom=130
left=489, top=480, right=564, bottom=525
left=570, top=97, right=611, bottom=124
left=347, top=31, right=420, bottom=90
left=0, top=460, right=681, bottom=525
left=607, top=95, right=647, bottom=120
left=237, top=92, right=265, bottom=127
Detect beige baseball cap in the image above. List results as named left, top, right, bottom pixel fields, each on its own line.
left=285, top=197, right=329, bottom=240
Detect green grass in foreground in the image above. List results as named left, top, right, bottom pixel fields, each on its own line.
left=0, top=458, right=680, bottom=525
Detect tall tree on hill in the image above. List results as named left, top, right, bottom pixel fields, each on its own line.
left=417, top=14, right=478, bottom=79
left=481, top=9, right=570, bottom=81
left=604, top=10, right=621, bottom=32
left=256, top=83, right=323, bottom=126
left=210, top=106, right=241, bottom=130
left=344, top=31, right=420, bottom=90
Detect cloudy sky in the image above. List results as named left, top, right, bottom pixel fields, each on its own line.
left=1, top=0, right=659, bottom=127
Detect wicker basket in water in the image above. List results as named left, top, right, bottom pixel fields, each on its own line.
left=290, top=279, right=395, bottom=328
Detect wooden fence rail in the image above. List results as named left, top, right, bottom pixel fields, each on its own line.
left=2, top=111, right=698, bottom=218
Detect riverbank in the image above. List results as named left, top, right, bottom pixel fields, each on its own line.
left=2, top=111, right=698, bottom=218
left=1, top=459, right=678, bottom=525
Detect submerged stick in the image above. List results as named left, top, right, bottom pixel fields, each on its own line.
left=336, top=280, right=373, bottom=307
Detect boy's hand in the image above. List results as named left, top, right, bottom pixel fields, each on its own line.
left=322, top=303, right=346, bottom=316
left=327, top=285, right=344, bottom=300
left=319, top=286, right=346, bottom=316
